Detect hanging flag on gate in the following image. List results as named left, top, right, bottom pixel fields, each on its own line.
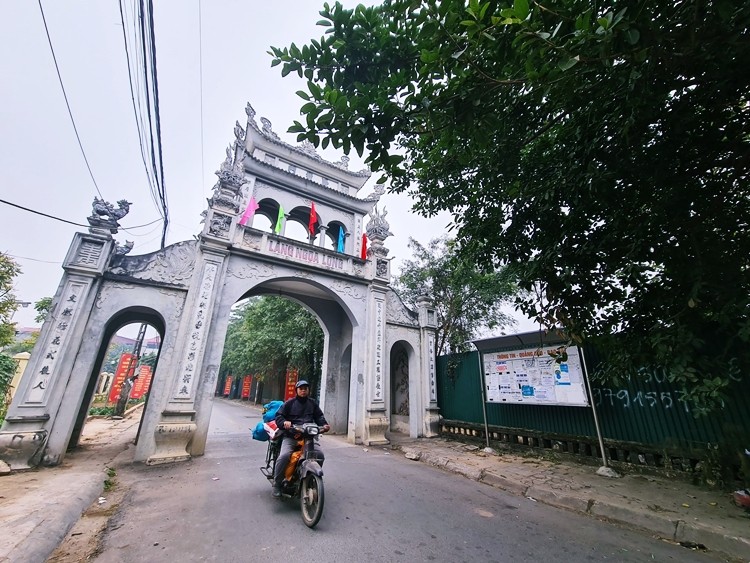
left=238, top=196, right=259, bottom=226
left=361, top=232, right=368, bottom=260
left=337, top=227, right=345, bottom=253
left=274, top=204, right=285, bottom=234
left=308, top=202, right=318, bottom=236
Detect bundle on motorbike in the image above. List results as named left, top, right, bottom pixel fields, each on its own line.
left=260, top=423, right=326, bottom=528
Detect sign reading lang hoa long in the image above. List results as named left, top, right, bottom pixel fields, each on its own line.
left=266, top=239, right=345, bottom=271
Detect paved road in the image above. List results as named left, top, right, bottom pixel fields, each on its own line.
left=93, top=399, right=717, bottom=562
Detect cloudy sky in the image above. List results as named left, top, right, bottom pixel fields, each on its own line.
left=1, top=1, right=535, bottom=332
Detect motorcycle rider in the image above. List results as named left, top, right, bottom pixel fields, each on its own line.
left=273, top=380, right=330, bottom=498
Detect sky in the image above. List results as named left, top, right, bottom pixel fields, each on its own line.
left=1, top=1, right=536, bottom=333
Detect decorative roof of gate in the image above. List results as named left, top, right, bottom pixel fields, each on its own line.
left=245, top=103, right=370, bottom=178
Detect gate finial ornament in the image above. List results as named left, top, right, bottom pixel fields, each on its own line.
left=87, top=197, right=132, bottom=234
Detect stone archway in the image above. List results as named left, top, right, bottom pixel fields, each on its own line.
left=0, top=103, right=439, bottom=471
left=67, top=309, right=164, bottom=451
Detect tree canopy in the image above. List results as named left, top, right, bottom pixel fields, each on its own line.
left=220, top=296, right=324, bottom=389
left=393, top=236, right=517, bottom=355
left=0, top=253, right=22, bottom=348
left=271, top=0, right=750, bottom=411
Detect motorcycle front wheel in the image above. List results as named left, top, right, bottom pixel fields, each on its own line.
left=300, top=473, right=324, bottom=528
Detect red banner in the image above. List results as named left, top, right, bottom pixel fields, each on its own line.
left=131, top=365, right=153, bottom=400
left=108, top=353, right=136, bottom=404
left=241, top=375, right=252, bottom=399
left=223, top=376, right=233, bottom=397
left=284, top=368, right=298, bottom=401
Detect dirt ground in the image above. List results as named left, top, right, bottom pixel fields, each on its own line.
left=46, top=474, right=128, bottom=562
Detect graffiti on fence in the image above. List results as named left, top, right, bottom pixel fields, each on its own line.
left=592, top=387, right=691, bottom=414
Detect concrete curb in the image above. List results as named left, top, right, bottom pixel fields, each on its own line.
left=400, top=445, right=750, bottom=562
left=5, top=469, right=106, bottom=563
left=0, top=412, right=141, bottom=563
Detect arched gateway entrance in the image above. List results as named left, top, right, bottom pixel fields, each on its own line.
left=0, top=104, right=439, bottom=470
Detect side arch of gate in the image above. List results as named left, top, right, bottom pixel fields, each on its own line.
left=44, top=281, right=186, bottom=466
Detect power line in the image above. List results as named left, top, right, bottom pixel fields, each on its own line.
left=118, top=0, right=162, bottom=216
left=120, top=0, right=170, bottom=249
left=120, top=0, right=165, bottom=224
left=0, top=198, right=162, bottom=230
left=146, top=0, right=170, bottom=249
left=37, top=0, right=104, bottom=200
left=6, top=254, right=61, bottom=265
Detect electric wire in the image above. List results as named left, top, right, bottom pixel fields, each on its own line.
left=118, top=0, right=170, bottom=248
left=146, top=0, right=170, bottom=248
left=120, top=0, right=164, bottom=220
left=0, top=198, right=162, bottom=230
left=118, top=0, right=162, bottom=217
left=6, top=254, right=61, bottom=265
left=37, top=0, right=104, bottom=200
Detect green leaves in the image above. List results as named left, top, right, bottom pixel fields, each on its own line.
left=220, top=297, right=324, bottom=385
left=271, top=0, right=750, bottom=414
left=393, top=236, right=518, bottom=356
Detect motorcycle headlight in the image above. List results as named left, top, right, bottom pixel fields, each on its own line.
left=307, top=426, right=319, bottom=436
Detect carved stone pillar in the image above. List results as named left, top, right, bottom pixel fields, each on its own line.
left=417, top=294, right=440, bottom=437
left=0, top=231, right=114, bottom=469
left=146, top=250, right=226, bottom=465
left=363, top=289, right=389, bottom=445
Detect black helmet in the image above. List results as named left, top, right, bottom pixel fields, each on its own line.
left=295, top=380, right=310, bottom=388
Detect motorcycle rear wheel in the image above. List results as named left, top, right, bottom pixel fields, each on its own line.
left=300, top=473, right=324, bottom=528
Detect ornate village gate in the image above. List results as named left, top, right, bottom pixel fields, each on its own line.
left=0, top=105, right=439, bottom=470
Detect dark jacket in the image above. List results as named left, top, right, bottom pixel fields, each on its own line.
left=275, top=396, right=328, bottom=436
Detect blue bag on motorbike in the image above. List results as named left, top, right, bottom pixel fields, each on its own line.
left=251, top=421, right=269, bottom=441
left=262, top=400, right=283, bottom=422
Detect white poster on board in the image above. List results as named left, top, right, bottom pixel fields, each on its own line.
left=482, top=345, right=589, bottom=407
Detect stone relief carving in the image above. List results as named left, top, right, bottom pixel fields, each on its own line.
left=114, top=240, right=134, bottom=255
left=376, top=259, right=389, bottom=278
left=234, top=121, right=245, bottom=143
left=362, top=184, right=385, bottom=203
left=260, top=117, right=280, bottom=140
left=393, top=348, right=409, bottom=415
left=75, top=240, right=104, bottom=266
left=386, top=289, right=418, bottom=326
left=226, top=262, right=275, bottom=280
left=332, top=155, right=350, bottom=170
left=292, top=269, right=314, bottom=279
left=95, top=282, right=135, bottom=309
left=107, top=240, right=197, bottom=288
left=331, top=280, right=366, bottom=301
left=208, top=213, right=232, bottom=238
left=240, top=230, right=262, bottom=250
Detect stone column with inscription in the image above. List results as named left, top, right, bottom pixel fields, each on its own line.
left=362, top=206, right=394, bottom=445
left=363, top=288, right=389, bottom=445
left=146, top=152, right=241, bottom=465
left=0, top=204, right=121, bottom=470
left=146, top=249, right=226, bottom=465
left=416, top=294, right=440, bottom=437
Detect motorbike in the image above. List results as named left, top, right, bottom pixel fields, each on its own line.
left=260, top=423, right=326, bottom=528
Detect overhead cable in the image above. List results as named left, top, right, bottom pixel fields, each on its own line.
left=0, top=198, right=162, bottom=230
left=37, top=0, right=104, bottom=200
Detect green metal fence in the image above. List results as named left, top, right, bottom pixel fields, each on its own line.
left=437, top=350, right=749, bottom=459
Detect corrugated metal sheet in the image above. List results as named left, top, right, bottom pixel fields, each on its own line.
left=437, top=348, right=750, bottom=455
